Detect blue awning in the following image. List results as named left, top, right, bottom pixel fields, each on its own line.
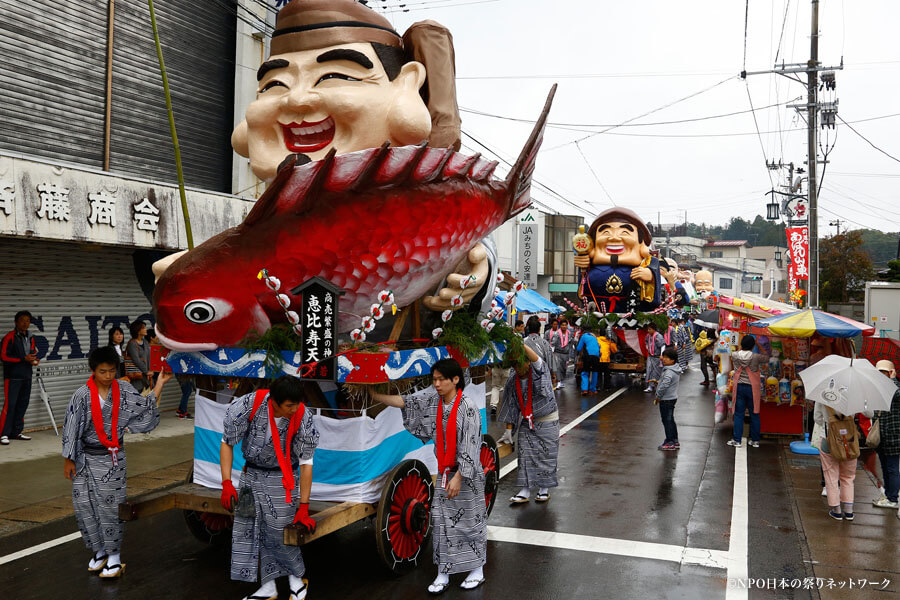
left=495, top=288, right=564, bottom=316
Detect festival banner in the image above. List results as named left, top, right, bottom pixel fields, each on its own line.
left=786, top=227, right=809, bottom=292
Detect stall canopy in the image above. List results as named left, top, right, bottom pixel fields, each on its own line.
left=750, top=309, right=876, bottom=338
left=495, top=289, right=564, bottom=315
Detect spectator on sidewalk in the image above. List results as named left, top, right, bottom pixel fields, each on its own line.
left=175, top=376, right=195, bottom=419
left=126, top=320, right=152, bottom=394
left=107, top=327, right=127, bottom=379
left=1, top=310, right=39, bottom=445
left=873, top=360, right=900, bottom=510
left=655, top=348, right=682, bottom=451
left=643, top=322, right=665, bottom=394
left=728, top=335, right=763, bottom=449
left=514, top=320, right=525, bottom=336
left=814, top=400, right=871, bottom=521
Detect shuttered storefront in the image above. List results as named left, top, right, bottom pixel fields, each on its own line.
left=0, top=238, right=180, bottom=431
left=110, top=0, right=237, bottom=193
left=0, top=1, right=107, bottom=166
left=0, top=0, right=236, bottom=193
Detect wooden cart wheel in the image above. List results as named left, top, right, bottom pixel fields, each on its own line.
left=182, top=466, right=233, bottom=547
left=480, top=434, right=500, bottom=517
left=375, top=459, right=433, bottom=573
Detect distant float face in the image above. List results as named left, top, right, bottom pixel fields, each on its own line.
left=593, top=221, right=645, bottom=266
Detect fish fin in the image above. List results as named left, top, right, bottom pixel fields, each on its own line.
left=395, top=142, right=430, bottom=185
left=242, top=153, right=310, bottom=227
left=296, top=148, right=338, bottom=214
left=349, top=142, right=392, bottom=192
left=421, top=147, right=455, bottom=183
left=504, top=84, right=557, bottom=219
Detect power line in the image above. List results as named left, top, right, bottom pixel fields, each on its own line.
left=455, top=70, right=734, bottom=81
left=744, top=83, right=775, bottom=187
left=837, top=114, right=900, bottom=164
left=544, top=75, right=737, bottom=151
left=574, top=142, right=615, bottom=207
left=459, top=97, right=799, bottom=130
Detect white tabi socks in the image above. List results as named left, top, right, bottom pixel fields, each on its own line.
left=288, top=574, right=307, bottom=600
left=517, top=487, right=530, bottom=499
left=428, top=573, right=450, bottom=593
left=538, top=488, right=549, bottom=496
left=87, top=551, right=107, bottom=572
left=245, top=579, right=276, bottom=600
left=461, top=566, right=485, bottom=589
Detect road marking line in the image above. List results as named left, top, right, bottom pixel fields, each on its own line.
left=0, top=532, right=82, bottom=566
left=499, top=386, right=627, bottom=480
left=488, top=525, right=729, bottom=570
left=725, top=444, right=749, bottom=600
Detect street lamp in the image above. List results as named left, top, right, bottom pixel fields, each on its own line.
left=766, top=196, right=781, bottom=221
left=774, top=248, right=782, bottom=269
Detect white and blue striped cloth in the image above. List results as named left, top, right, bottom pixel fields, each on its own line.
left=194, top=383, right=487, bottom=504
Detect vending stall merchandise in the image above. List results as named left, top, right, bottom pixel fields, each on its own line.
left=715, top=296, right=805, bottom=435
left=749, top=309, right=877, bottom=437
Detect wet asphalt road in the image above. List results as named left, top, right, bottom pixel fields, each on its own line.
left=1, top=363, right=819, bottom=599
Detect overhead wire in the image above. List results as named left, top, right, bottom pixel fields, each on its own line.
left=543, top=75, right=737, bottom=151
left=744, top=84, right=775, bottom=187
left=837, top=115, right=900, bottom=164
left=574, top=142, right=615, bottom=207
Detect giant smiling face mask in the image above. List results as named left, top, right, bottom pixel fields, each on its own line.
left=593, top=221, right=647, bottom=267
left=232, top=42, right=431, bottom=181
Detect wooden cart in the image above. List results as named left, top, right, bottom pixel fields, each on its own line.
left=119, top=342, right=510, bottom=572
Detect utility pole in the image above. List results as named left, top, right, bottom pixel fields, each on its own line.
left=743, top=0, right=840, bottom=309
left=829, top=219, right=843, bottom=236
left=807, top=0, right=819, bottom=308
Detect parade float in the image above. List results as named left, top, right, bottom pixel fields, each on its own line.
left=570, top=209, right=673, bottom=383
left=122, top=0, right=555, bottom=572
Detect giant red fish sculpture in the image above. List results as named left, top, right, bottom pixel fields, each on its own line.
left=153, top=87, right=555, bottom=352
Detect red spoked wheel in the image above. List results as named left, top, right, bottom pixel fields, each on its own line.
left=480, top=434, right=500, bottom=517
left=375, top=459, right=433, bottom=573
left=182, top=466, right=233, bottom=547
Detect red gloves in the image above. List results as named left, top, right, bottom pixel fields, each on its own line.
left=293, top=502, right=316, bottom=533
left=221, top=479, right=238, bottom=511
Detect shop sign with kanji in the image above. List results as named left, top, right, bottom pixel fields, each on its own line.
left=291, top=277, right=345, bottom=381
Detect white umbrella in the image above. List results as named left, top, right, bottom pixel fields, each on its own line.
left=799, top=354, right=896, bottom=415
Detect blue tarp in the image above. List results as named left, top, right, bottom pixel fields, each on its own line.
left=495, top=288, right=564, bottom=316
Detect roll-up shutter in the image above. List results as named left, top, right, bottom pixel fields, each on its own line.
left=109, top=1, right=237, bottom=193
left=0, top=238, right=180, bottom=431
left=0, top=1, right=107, bottom=166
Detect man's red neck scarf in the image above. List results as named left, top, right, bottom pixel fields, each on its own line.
left=435, top=390, right=462, bottom=489
left=87, top=377, right=121, bottom=466
left=515, top=374, right=534, bottom=429
left=265, top=394, right=305, bottom=504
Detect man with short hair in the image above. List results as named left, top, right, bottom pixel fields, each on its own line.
left=873, top=360, right=900, bottom=510
left=220, top=375, right=320, bottom=600
left=63, top=347, right=174, bottom=578
left=514, top=320, right=525, bottom=336
left=1, top=310, right=39, bottom=444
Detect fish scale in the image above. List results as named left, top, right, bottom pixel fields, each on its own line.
left=152, top=86, right=557, bottom=352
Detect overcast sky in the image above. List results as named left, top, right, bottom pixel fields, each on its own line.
left=372, top=0, right=900, bottom=234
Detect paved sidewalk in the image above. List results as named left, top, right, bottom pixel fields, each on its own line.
left=782, top=447, right=900, bottom=598
left=0, top=412, right=196, bottom=540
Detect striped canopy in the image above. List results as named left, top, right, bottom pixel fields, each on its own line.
left=750, top=309, right=875, bottom=338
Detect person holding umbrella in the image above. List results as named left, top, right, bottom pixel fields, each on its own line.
left=801, top=355, right=896, bottom=521
left=872, top=360, right=900, bottom=511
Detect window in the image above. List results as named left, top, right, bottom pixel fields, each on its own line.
left=719, top=277, right=733, bottom=289
left=709, top=250, right=723, bottom=258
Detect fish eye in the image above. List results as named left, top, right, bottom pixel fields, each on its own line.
left=184, top=300, right=216, bottom=324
